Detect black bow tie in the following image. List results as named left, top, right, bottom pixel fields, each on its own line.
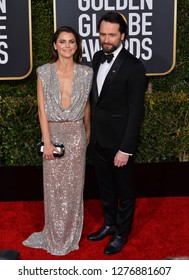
left=101, top=53, right=114, bottom=64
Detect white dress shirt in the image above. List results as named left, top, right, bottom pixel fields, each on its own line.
left=97, top=44, right=123, bottom=96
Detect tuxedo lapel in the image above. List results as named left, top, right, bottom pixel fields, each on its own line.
left=97, top=48, right=125, bottom=103
left=93, top=55, right=103, bottom=103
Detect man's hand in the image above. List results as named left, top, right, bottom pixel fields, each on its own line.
left=114, top=151, right=129, bottom=167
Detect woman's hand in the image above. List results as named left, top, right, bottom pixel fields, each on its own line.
left=43, top=143, right=60, bottom=160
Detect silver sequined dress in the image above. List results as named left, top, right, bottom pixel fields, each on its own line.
left=22, top=63, right=93, bottom=255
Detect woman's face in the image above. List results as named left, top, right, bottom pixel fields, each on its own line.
left=54, top=31, right=77, bottom=59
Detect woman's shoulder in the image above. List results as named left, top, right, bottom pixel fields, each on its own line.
left=36, top=63, right=53, bottom=75
left=76, top=63, right=93, bottom=76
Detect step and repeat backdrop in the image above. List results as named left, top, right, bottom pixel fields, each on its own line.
left=0, top=0, right=177, bottom=79
left=54, top=0, right=177, bottom=76
left=0, top=0, right=32, bottom=80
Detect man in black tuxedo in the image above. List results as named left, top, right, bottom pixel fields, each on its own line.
left=88, top=12, right=146, bottom=255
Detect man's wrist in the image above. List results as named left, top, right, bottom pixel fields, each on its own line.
left=119, top=150, right=133, bottom=156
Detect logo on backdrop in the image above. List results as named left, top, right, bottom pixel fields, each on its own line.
left=0, top=0, right=32, bottom=80
left=54, top=0, right=177, bottom=76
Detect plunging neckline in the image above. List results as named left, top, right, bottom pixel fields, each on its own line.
left=54, top=63, right=76, bottom=110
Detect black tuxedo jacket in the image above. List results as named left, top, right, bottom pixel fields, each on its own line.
left=90, top=47, right=146, bottom=154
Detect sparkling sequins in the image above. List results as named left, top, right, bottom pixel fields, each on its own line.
left=37, top=63, right=93, bottom=122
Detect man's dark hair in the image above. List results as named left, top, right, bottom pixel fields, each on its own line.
left=98, top=12, right=127, bottom=40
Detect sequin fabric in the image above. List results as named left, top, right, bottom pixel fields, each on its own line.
left=36, top=63, right=93, bottom=122
left=22, top=63, right=93, bottom=256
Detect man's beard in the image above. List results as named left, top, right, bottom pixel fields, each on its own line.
left=101, top=43, right=118, bottom=54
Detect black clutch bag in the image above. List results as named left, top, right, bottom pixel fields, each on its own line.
left=37, top=142, right=65, bottom=158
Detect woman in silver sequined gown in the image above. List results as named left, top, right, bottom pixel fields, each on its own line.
left=22, top=26, right=93, bottom=255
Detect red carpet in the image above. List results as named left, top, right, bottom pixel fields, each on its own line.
left=0, top=197, right=189, bottom=260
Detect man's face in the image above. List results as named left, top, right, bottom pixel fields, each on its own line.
left=99, top=20, right=125, bottom=53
